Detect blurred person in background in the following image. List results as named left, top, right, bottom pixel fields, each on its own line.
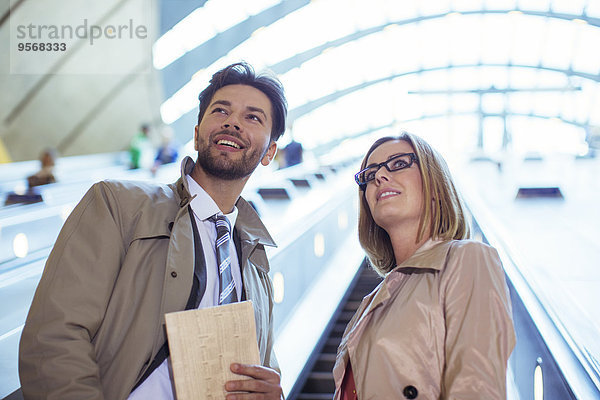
left=334, top=131, right=515, bottom=399
left=27, top=147, right=57, bottom=188
left=151, top=126, right=180, bottom=176
left=129, top=123, right=151, bottom=169
left=4, top=148, right=58, bottom=205
left=283, top=135, right=303, bottom=168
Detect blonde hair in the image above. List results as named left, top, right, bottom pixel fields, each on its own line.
left=357, top=131, right=470, bottom=275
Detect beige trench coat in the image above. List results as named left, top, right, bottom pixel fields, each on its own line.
left=19, top=157, right=279, bottom=400
left=333, top=239, right=515, bottom=400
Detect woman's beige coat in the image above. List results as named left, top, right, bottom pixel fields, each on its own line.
left=333, top=239, right=515, bottom=399
left=19, top=157, right=279, bottom=400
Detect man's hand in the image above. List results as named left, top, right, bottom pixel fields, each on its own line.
left=225, top=363, right=283, bottom=400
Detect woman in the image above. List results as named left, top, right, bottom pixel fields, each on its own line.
left=333, top=132, right=515, bottom=399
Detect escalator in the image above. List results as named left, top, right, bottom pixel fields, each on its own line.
left=289, top=260, right=382, bottom=400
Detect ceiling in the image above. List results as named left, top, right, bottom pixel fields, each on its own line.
left=2, top=0, right=599, bottom=162
left=0, top=0, right=162, bottom=162
left=159, top=0, right=600, bottom=162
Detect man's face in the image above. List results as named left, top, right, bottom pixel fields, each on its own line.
left=194, top=84, right=277, bottom=180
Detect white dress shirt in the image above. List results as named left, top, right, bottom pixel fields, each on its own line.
left=128, top=174, right=241, bottom=400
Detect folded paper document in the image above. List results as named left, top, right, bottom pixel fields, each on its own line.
left=165, top=300, right=260, bottom=400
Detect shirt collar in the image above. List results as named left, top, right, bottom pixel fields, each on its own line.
left=185, top=174, right=238, bottom=227
left=175, top=156, right=275, bottom=247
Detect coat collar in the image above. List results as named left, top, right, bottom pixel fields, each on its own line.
left=174, top=156, right=276, bottom=249
left=392, top=238, right=454, bottom=273
left=235, top=196, right=276, bottom=248
left=360, top=239, right=454, bottom=315
left=341, top=239, right=456, bottom=350
left=174, top=156, right=195, bottom=208
left=358, top=240, right=455, bottom=304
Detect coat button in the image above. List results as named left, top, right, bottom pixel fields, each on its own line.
left=171, top=271, right=177, bottom=278
left=403, top=385, right=418, bottom=399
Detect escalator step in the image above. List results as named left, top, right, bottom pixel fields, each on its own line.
left=302, top=372, right=335, bottom=393
left=338, top=310, right=355, bottom=323
left=331, top=323, right=347, bottom=336
left=312, top=353, right=337, bottom=371
left=291, top=263, right=382, bottom=400
left=322, top=337, right=342, bottom=354
left=295, top=394, right=335, bottom=400
left=344, top=300, right=362, bottom=310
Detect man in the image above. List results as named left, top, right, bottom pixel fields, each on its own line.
left=19, top=62, right=286, bottom=400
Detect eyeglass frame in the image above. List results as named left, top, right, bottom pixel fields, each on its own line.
left=354, top=152, right=419, bottom=190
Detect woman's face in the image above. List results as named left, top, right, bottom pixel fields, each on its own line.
left=364, top=140, right=424, bottom=232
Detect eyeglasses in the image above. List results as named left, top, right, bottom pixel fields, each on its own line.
left=354, top=153, right=418, bottom=189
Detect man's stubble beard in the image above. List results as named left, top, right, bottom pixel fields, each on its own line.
left=196, top=139, right=269, bottom=180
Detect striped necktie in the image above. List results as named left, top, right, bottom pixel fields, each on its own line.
left=210, top=214, right=237, bottom=305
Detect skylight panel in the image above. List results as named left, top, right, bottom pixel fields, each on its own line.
left=508, top=67, right=543, bottom=88
left=576, top=81, right=599, bottom=123
left=447, top=67, right=482, bottom=90
left=396, top=90, right=425, bottom=121
left=536, top=69, right=570, bottom=86
left=516, top=0, right=551, bottom=12
left=160, top=74, right=207, bottom=124
left=449, top=93, right=480, bottom=113
left=295, top=1, right=356, bottom=47
left=349, top=0, right=389, bottom=29
left=278, top=25, right=428, bottom=109
left=418, top=19, right=454, bottom=69
left=446, top=14, right=483, bottom=65
left=291, top=83, right=395, bottom=148
left=482, top=93, right=506, bottom=114
left=509, top=117, right=580, bottom=155
left=559, top=90, right=582, bottom=122
left=440, top=115, right=480, bottom=154
left=480, top=14, right=513, bottom=65
left=152, top=0, right=280, bottom=70
left=507, top=91, right=534, bottom=114
left=410, top=69, right=450, bottom=91
left=510, top=14, right=546, bottom=66
left=422, top=94, right=452, bottom=115
left=540, top=19, right=577, bottom=70
left=479, top=66, right=510, bottom=89
left=451, top=0, right=487, bottom=13
left=484, top=0, right=518, bottom=10
left=550, top=0, right=586, bottom=15
left=390, top=74, right=419, bottom=98
left=586, top=0, right=600, bottom=18
left=283, top=49, right=352, bottom=105
left=402, top=116, right=481, bottom=157
left=482, top=117, right=505, bottom=153
left=384, top=0, right=420, bottom=20
left=479, top=67, right=510, bottom=89
left=293, top=53, right=344, bottom=103
left=418, top=0, right=452, bottom=15
left=571, top=24, right=600, bottom=75
left=383, top=24, right=422, bottom=73
left=230, top=5, right=341, bottom=67
left=279, top=67, right=310, bottom=109
left=532, top=91, right=562, bottom=116
left=349, top=34, right=392, bottom=82
left=207, top=1, right=251, bottom=32
left=589, top=91, right=600, bottom=125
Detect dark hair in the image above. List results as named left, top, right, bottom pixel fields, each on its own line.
left=197, top=62, right=288, bottom=142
